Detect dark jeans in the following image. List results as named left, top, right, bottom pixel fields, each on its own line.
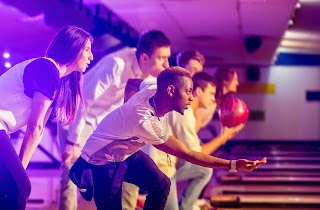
left=0, top=130, right=31, bottom=210
left=73, top=151, right=171, bottom=210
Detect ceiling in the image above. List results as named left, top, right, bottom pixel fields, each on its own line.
left=0, top=0, right=319, bottom=71
left=87, top=0, right=299, bottom=66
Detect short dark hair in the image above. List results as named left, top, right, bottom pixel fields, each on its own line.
left=192, top=72, right=216, bottom=92
left=136, top=30, right=170, bottom=58
left=176, top=50, right=205, bottom=67
left=157, top=66, right=191, bottom=91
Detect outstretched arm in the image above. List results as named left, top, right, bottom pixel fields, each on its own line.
left=154, top=135, right=266, bottom=171
left=201, top=124, right=244, bottom=155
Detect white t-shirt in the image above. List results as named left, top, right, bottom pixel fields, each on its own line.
left=81, top=88, right=170, bottom=165
left=169, top=108, right=201, bottom=152
left=0, top=57, right=59, bottom=134
left=142, top=106, right=201, bottom=178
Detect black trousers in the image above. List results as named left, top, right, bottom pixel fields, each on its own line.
left=0, top=130, right=31, bottom=210
left=72, top=151, right=171, bottom=210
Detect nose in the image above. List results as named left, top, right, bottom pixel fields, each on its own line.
left=89, top=52, right=94, bottom=61
left=211, top=94, right=216, bottom=102
left=163, top=59, right=169, bottom=68
left=189, top=93, right=194, bottom=101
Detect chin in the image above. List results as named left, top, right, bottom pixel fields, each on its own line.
left=176, top=109, right=185, bottom=115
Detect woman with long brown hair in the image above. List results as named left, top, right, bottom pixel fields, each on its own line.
left=213, top=67, right=239, bottom=108
left=0, top=25, right=93, bottom=210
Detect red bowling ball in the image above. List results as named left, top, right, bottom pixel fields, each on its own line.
left=219, top=96, right=249, bottom=127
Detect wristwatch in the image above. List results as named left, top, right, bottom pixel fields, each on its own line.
left=229, top=160, right=238, bottom=172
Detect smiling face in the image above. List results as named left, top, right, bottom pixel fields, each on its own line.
left=142, top=46, right=171, bottom=77
left=74, top=38, right=94, bottom=73
left=172, top=76, right=194, bottom=115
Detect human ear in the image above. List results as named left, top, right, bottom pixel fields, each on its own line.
left=140, top=53, right=149, bottom=64
left=195, top=86, right=203, bottom=96
left=167, top=85, right=175, bottom=97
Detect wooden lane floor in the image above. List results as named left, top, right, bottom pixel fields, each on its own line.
left=217, top=175, right=320, bottom=184
left=207, top=140, right=320, bottom=209
left=209, top=184, right=320, bottom=195
left=217, top=140, right=320, bottom=157
left=216, top=170, right=320, bottom=178
left=228, top=156, right=320, bottom=164
left=210, top=194, right=320, bottom=209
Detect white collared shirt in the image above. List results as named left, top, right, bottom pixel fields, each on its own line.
left=68, top=47, right=144, bottom=144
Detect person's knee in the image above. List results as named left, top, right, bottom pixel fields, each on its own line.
left=21, top=176, right=31, bottom=200
left=14, top=175, right=32, bottom=209
left=150, top=172, right=171, bottom=195
left=201, top=167, right=213, bottom=182
left=204, top=167, right=213, bottom=176
left=161, top=175, right=171, bottom=195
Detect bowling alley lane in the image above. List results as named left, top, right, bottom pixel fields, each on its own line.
left=204, top=140, right=320, bottom=210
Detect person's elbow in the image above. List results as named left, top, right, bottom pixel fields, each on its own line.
left=26, top=123, right=45, bottom=137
